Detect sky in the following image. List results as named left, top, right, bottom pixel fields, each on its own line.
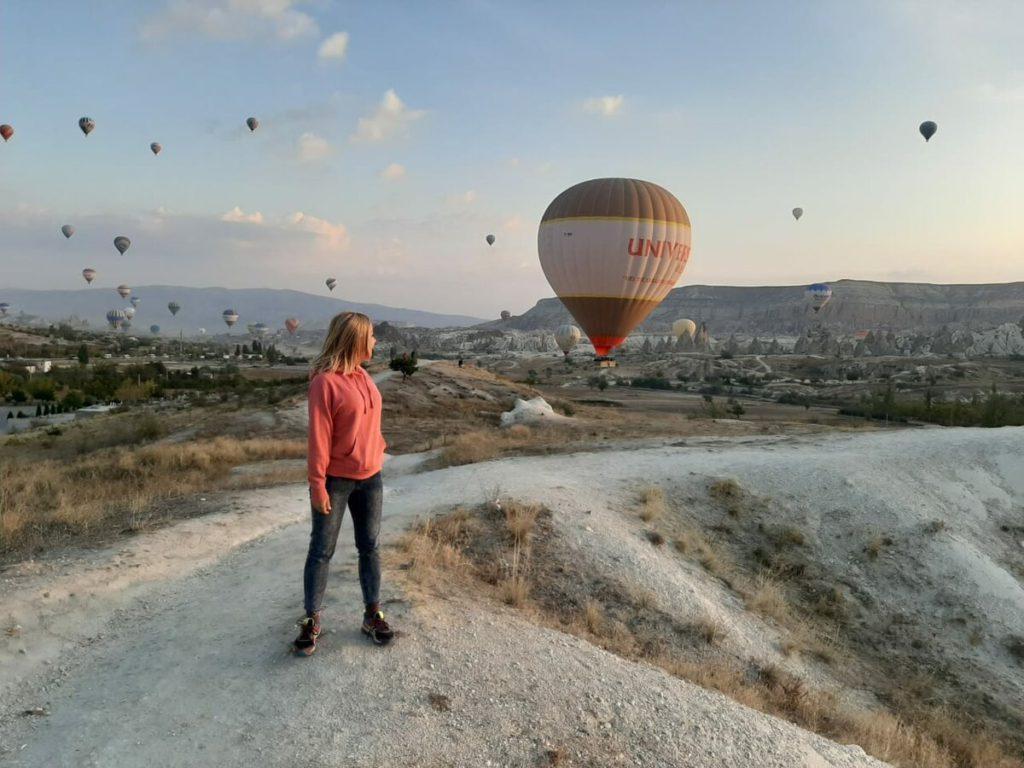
left=2, top=0, right=1024, bottom=317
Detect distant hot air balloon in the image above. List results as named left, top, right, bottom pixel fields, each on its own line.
left=805, top=283, right=832, bottom=313
left=114, top=236, right=131, bottom=255
left=149, top=325, right=161, bottom=335
left=122, top=319, right=133, bottom=331
left=123, top=306, right=136, bottom=320
left=117, top=284, right=131, bottom=300
left=325, top=277, right=337, bottom=292
left=78, top=117, right=95, bottom=136
left=792, top=208, right=803, bottom=221
left=130, top=297, right=141, bottom=308
left=554, top=324, right=581, bottom=357
left=919, top=121, right=937, bottom=142
left=222, top=308, right=239, bottom=328
left=486, top=234, right=496, bottom=246
left=61, top=224, right=75, bottom=239
left=0, top=302, right=10, bottom=317
left=82, top=268, right=97, bottom=284
left=246, top=323, right=256, bottom=336
left=285, top=318, right=300, bottom=335
left=500, top=310, right=511, bottom=321
left=150, top=142, right=162, bottom=156
left=253, top=322, right=268, bottom=338
left=246, top=117, right=259, bottom=132
left=0, top=124, right=12, bottom=142
left=538, top=178, right=692, bottom=357
left=106, top=309, right=126, bottom=329
left=198, top=328, right=206, bottom=336
left=167, top=301, right=180, bottom=316
left=672, top=318, right=697, bottom=341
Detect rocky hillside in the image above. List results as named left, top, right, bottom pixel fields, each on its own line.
left=506, top=280, right=1024, bottom=336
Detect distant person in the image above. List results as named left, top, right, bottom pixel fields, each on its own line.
left=458, top=358, right=463, bottom=368
left=294, top=311, right=394, bottom=656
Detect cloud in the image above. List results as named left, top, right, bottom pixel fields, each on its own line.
left=285, top=211, right=350, bottom=249
left=380, top=162, right=406, bottom=181
left=296, top=132, right=333, bottom=163
left=582, top=95, right=624, bottom=117
left=351, top=89, right=425, bottom=143
left=140, top=0, right=318, bottom=42
left=502, top=214, right=526, bottom=232
left=318, top=31, right=349, bottom=61
left=977, top=80, right=1024, bottom=103
left=221, top=206, right=265, bottom=224
left=444, top=190, right=478, bottom=209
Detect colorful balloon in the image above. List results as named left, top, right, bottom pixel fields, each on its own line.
left=79, top=117, right=95, bottom=136
left=82, top=268, right=97, bottom=284
left=253, top=322, right=268, bottom=337
left=554, top=324, right=581, bottom=356
left=806, top=283, right=832, bottom=313
left=114, top=236, right=131, bottom=255
left=130, top=297, right=141, bottom=308
left=167, top=301, right=180, bottom=316
left=486, top=234, right=496, bottom=246
left=62, top=224, right=75, bottom=239
left=919, top=121, right=937, bottom=142
left=150, top=142, right=162, bottom=155
left=538, top=178, right=692, bottom=357
left=672, top=318, right=697, bottom=341
left=792, top=208, right=803, bottom=221
left=246, top=117, right=259, bottom=132
left=106, top=309, right=126, bottom=329
left=285, top=317, right=300, bottom=335
left=325, top=277, right=337, bottom=292
left=0, top=124, right=13, bottom=142
left=123, top=306, right=136, bottom=320
left=222, top=309, right=239, bottom=328
left=149, top=325, right=161, bottom=335
left=117, top=284, right=131, bottom=300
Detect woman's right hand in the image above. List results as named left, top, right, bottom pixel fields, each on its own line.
left=312, top=492, right=332, bottom=515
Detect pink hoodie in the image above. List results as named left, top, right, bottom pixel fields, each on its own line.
left=307, top=367, right=387, bottom=507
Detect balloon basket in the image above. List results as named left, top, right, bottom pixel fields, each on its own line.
left=596, top=358, right=617, bottom=368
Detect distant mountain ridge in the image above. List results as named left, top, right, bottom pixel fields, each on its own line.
left=502, top=279, right=1024, bottom=336
left=0, top=286, right=485, bottom=334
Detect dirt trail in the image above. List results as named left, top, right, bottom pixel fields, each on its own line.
left=15, top=428, right=1006, bottom=766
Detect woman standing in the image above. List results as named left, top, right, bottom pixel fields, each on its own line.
left=294, top=312, right=394, bottom=656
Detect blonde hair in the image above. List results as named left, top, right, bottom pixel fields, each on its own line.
left=311, top=312, right=374, bottom=375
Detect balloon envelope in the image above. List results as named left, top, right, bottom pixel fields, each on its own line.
left=114, top=236, right=131, bottom=255
left=538, top=178, right=692, bottom=357
left=79, top=117, right=95, bottom=135
left=150, top=325, right=160, bottom=335
left=124, top=307, right=136, bottom=320
left=0, top=302, right=10, bottom=317
left=150, top=142, right=162, bottom=155
left=168, top=301, right=180, bottom=316
left=792, top=207, right=803, bottom=221
left=486, top=234, right=496, bottom=245
left=0, top=124, right=12, bottom=142
left=325, top=277, right=337, bottom=291
left=246, top=117, right=259, bottom=131
left=61, top=224, right=75, bottom=239
left=106, top=309, right=126, bottom=328
left=554, top=324, right=581, bottom=355
left=500, top=310, right=511, bottom=321
left=285, top=318, right=300, bottom=335
left=82, top=268, right=96, bottom=284
left=222, top=309, right=239, bottom=327
left=130, top=297, right=141, bottom=308
left=805, top=283, right=832, bottom=313
left=919, top=121, right=937, bottom=141
left=672, top=318, right=697, bottom=340
left=117, top=285, right=131, bottom=299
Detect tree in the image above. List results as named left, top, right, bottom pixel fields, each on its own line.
left=641, top=337, right=653, bottom=355
left=77, top=343, right=89, bottom=366
left=234, top=344, right=241, bottom=357
left=389, top=353, right=418, bottom=380
left=35, top=403, right=42, bottom=417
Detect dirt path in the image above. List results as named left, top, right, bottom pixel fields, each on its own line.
left=3, top=431, right=966, bottom=767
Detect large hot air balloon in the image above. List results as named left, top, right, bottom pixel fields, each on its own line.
left=149, top=325, right=161, bottom=335
left=919, top=121, right=937, bottom=142
left=246, top=117, right=259, bottom=132
left=167, top=301, right=180, bottom=316
left=61, top=224, right=75, bottom=239
left=0, top=302, right=10, bottom=317
left=805, top=283, right=832, bottom=313
left=82, top=268, right=97, bottom=284
left=554, top=324, right=581, bottom=357
left=538, top=178, right=692, bottom=357
left=500, top=310, right=511, bottom=321
left=0, top=124, right=12, bottom=142
left=130, top=297, right=141, bottom=308
left=285, top=317, right=300, bottom=335
left=325, top=277, right=337, bottom=292
left=106, top=309, right=126, bottom=329
left=222, top=309, right=239, bottom=328
left=672, top=318, right=697, bottom=341
left=114, top=236, right=131, bottom=255
left=792, top=208, right=803, bottom=221
left=150, top=142, right=162, bottom=156
left=78, top=117, right=95, bottom=136
left=123, top=306, right=136, bottom=320
left=486, top=234, right=496, bottom=246
left=117, top=284, right=131, bottom=300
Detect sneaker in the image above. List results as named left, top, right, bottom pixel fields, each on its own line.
left=293, top=613, right=321, bottom=656
left=361, top=610, right=394, bottom=645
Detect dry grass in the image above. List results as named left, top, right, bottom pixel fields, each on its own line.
left=695, top=614, right=726, bottom=645
left=433, top=424, right=581, bottom=468
left=637, top=485, right=667, bottom=522
left=865, top=534, right=893, bottom=560
left=744, top=571, right=792, bottom=624
left=1, top=436, right=305, bottom=558
left=583, top=599, right=605, bottom=635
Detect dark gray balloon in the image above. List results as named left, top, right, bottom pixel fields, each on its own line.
left=246, top=117, right=259, bottom=132
left=114, top=236, right=131, bottom=255
left=61, top=224, right=75, bottom=238
left=919, top=121, right=937, bottom=142
left=150, top=142, right=162, bottom=155
left=168, top=301, right=181, bottom=316
left=79, top=117, right=95, bottom=136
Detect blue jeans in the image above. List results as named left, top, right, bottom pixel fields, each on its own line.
left=303, top=472, right=383, bottom=615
